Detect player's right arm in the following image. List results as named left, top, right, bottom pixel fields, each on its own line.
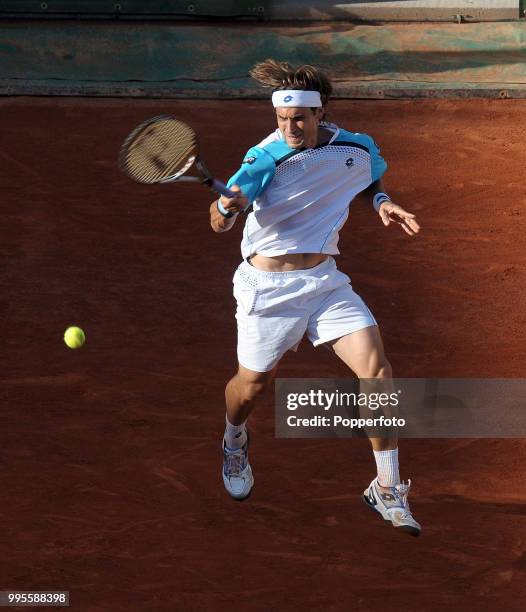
left=210, top=186, right=248, bottom=233
left=209, top=145, right=276, bottom=234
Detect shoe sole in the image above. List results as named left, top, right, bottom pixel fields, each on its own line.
left=362, top=493, right=421, bottom=537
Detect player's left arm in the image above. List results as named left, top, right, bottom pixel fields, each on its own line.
left=364, top=178, right=421, bottom=237
left=357, top=132, right=420, bottom=237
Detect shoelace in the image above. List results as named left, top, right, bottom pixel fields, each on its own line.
left=224, top=448, right=246, bottom=477
left=393, top=479, right=413, bottom=518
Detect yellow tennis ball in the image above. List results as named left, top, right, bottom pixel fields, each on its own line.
left=64, top=326, right=86, bottom=349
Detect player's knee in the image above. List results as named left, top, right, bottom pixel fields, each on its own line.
left=233, top=364, right=277, bottom=404
left=361, top=357, right=392, bottom=379
left=251, top=379, right=267, bottom=396
left=372, top=359, right=392, bottom=379
left=234, top=380, right=265, bottom=406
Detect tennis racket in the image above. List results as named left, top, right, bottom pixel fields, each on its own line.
left=118, top=115, right=236, bottom=198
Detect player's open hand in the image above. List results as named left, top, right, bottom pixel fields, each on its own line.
left=378, top=201, right=420, bottom=236
left=220, top=185, right=249, bottom=215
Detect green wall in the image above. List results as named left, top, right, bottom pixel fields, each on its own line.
left=1, top=20, right=525, bottom=98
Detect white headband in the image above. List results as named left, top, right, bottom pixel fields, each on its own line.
left=272, top=90, right=322, bottom=108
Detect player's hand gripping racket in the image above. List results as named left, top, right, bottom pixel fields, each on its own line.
left=118, top=115, right=236, bottom=198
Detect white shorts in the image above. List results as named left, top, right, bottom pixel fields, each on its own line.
left=233, top=256, right=377, bottom=372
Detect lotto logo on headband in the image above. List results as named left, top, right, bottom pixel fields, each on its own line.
left=272, top=90, right=322, bottom=108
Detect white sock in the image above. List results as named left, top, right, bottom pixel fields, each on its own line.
left=373, top=448, right=400, bottom=488
left=224, top=414, right=247, bottom=450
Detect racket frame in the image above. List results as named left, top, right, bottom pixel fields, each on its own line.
left=120, top=115, right=235, bottom=198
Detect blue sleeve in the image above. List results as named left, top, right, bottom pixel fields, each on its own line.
left=226, top=146, right=276, bottom=205
left=346, top=132, right=388, bottom=182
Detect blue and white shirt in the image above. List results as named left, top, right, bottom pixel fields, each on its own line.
left=226, top=122, right=387, bottom=259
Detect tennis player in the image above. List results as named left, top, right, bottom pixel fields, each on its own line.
left=209, top=59, right=422, bottom=535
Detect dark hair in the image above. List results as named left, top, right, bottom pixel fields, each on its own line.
left=250, top=59, right=333, bottom=108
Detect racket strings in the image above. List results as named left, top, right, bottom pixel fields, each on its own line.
left=121, top=117, right=198, bottom=184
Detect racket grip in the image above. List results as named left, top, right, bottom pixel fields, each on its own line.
left=209, top=179, right=236, bottom=199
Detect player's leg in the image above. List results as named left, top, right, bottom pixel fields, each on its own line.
left=330, top=325, right=396, bottom=452
left=330, top=327, right=421, bottom=535
left=222, top=362, right=279, bottom=501
left=330, top=326, right=399, bottom=493
left=224, top=363, right=278, bottom=452
left=224, top=261, right=309, bottom=500
left=307, top=274, right=421, bottom=535
left=222, top=333, right=297, bottom=502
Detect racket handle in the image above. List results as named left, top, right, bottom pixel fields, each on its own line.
left=208, top=178, right=236, bottom=199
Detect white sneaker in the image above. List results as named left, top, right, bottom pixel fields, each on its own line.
left=222, top=431, right=254, bottom=501
left=363, top=477, right=421, bottom=536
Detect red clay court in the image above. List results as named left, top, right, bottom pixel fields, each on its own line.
left=1, top=96, right=526, bottom=610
